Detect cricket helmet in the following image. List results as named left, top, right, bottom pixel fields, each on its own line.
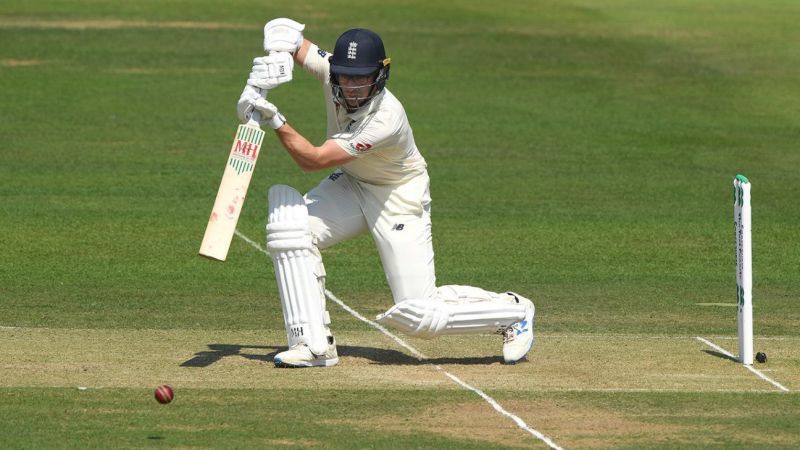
left=329, top=28, right=391, bottom=112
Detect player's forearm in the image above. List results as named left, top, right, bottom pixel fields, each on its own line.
left=294, top=39, right=311, bottom=66
left=274, top=123, right=326, bottom=172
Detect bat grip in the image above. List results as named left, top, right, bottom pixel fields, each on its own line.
left=248, top=111, right=261, bottom=127
left=247, top=87, right=267, bottom=128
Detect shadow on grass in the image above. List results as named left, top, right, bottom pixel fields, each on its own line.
left=702, top=349, right=740, bottom=363
left=181, top=343, right=503, bottom=367
left=340, top=346, right=504, bottom=366
left=181, top=344, right=277, bottom=367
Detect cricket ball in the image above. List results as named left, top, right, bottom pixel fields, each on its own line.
left=154, top=384, right=174, bottom=404
left=755, top=352, right=767, bottom=363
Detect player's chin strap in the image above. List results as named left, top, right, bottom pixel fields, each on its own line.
left=375, top=285, right=527, bottom=339
left=266, top=185, right=330, bottom=355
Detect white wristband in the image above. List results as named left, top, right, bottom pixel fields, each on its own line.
left=268, top=112, right=286, bottom=130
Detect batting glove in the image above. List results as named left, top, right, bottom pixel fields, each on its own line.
left=247, top=52, right=294, bottom=90
left=263, top=18, right=305, bottom=54
left=237, top=85, right=286, bottom=129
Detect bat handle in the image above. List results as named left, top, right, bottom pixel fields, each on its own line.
left=248, top=111, right=261, bottom=127
left=247, top=87, right=267, bottom=128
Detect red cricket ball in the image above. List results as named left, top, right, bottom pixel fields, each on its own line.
left=154, top=384, right=174, bottom=404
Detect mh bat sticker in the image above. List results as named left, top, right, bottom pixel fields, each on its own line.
left=199, top=121, right=265, bottom=261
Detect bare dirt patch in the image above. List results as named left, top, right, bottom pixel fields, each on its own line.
left=0, top=328, right=452, bottom=390
left=504, top=398, right=698, bottom=449
left=0, top=18, right=250, bottom=30
left=0, top=59, right=45, bottom=67
left=107, top=67, right=228, bottom=75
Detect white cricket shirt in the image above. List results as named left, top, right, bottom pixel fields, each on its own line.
left=302, top=44, right=427, bottom=185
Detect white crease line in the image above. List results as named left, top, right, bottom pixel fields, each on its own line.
left=696, top=337, right=790, bottom=392
left=325, top=290, right=563, bottom=450
left=323, top=290, right=427, bottom=361
left=441, top=369, right=564, bottom=450
left=540, top=387, right=780, bottom=393
left=701, top=336, right=796, bottom=341
left=235, top=229, right=563, bottom=450
left=234, top=229, right=264, bottom=252
left=742, top=365, right=791, bottom=392
left=547, top=334, right=798, bottom=341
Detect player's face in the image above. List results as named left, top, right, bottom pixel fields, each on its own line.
left=338, top=74, right=376, bottom=107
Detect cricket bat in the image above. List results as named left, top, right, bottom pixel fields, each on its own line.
left=199, top=107, right=265, bottom=261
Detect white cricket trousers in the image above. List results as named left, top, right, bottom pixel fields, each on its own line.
left=304, top=170, right=436, bottom=303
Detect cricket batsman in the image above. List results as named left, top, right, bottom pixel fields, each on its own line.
left=236, top=18, right=536, bottom=367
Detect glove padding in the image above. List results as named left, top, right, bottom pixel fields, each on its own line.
left=263, top=18, right=305, bottom=53
left=237, top=85, right=286, bottom=130
left=247, top=52, right=294, bottom=90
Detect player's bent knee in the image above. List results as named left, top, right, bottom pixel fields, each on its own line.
left=375, top=293, right=527, bottom=338
left=375, top=299, right=445, bottom=339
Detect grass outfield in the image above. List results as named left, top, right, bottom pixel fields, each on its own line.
left=1, top=0, right=799, bottom=448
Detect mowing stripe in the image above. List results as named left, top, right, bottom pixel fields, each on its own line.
left=234, top=229, right=563, bottom=449
left=696, top=337, right=789, bottom=392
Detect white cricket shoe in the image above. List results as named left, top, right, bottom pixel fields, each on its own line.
left=274, top=336, right=339, bottom=368
left=502, top=293, right=535, bottom=364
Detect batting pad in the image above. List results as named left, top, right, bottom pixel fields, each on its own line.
left=375, top=285, right=527, bottom=338
left=267, top=185, right=329, bottom=355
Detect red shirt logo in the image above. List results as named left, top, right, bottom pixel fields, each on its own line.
left=352, top=142, right=373, bottom=152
